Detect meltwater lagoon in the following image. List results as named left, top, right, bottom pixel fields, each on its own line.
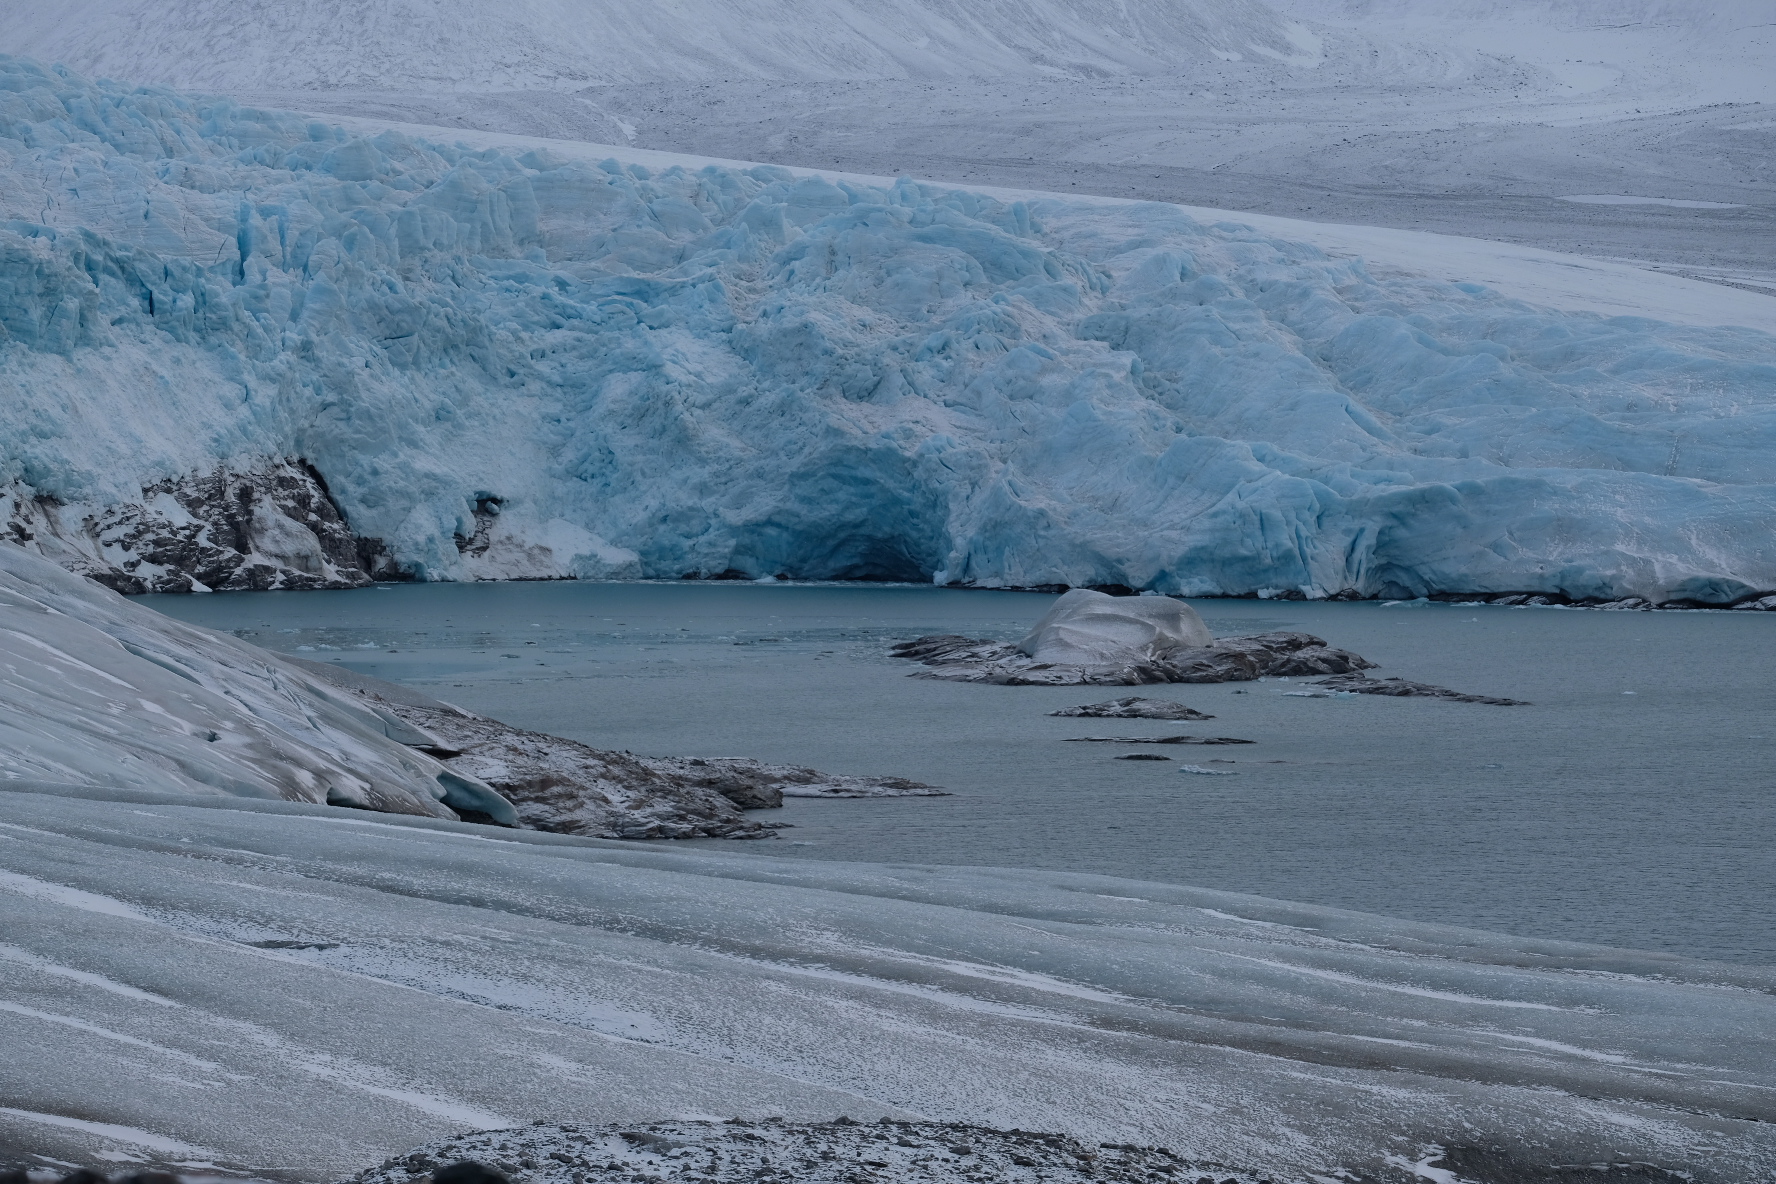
left=144, top=582, right=1776, bottom=965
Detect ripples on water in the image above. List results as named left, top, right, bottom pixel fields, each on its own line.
left=144, top=582, right=1776, bottom=965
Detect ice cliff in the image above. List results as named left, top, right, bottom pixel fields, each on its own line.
left=2, top=58, right=1775, bottom=603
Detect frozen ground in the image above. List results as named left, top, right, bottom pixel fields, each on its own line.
left=0, top=781, right=1772, bottom=1182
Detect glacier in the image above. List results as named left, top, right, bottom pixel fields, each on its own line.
left=1, top=59, right=1775, bottom=602
left=0, top=539, right=515, bottom=820
left=1, top=781, right=1772, bottom=1181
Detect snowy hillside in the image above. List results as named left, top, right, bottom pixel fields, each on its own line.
left=0, top=541, right=514, bottom=820
left=0, top=0, right=1304, bottom=91
left=1, top=59, right=1774, bottom=602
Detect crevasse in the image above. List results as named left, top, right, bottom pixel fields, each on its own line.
left=1, top=57, right=1773, bottom=602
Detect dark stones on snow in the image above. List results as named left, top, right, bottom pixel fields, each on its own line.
left=343, top=1119, right=1269, bottom=1184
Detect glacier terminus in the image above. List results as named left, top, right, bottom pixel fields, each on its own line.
left=0, top=59, right=1773, bottom=604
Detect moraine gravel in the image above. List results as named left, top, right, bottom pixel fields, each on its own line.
left=340, top=1119, right=1269, bottom=1184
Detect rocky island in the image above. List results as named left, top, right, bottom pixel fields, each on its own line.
left=893, top=590, right=1373, bottom=685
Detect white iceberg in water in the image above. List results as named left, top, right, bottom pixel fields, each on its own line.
left=1018, top=589, right=1212, bottom=665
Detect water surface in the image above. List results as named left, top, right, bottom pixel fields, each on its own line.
left=144, top=582, right=1776, bottom=964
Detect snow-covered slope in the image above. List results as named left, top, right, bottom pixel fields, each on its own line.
left=2, top=60, right=1775, bottom=603
left=1, top=784, right=1771, bottom=1181
left=0, top=542, right=514, bottom=820
left=0, top=0, right=1302, bottom=91
left=6, top=0, right=1771, bottom=282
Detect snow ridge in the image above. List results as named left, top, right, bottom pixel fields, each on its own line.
left=1, top=59, right=1775, bottom=602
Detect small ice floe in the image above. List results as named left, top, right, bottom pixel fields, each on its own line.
left=1283, top=690, right=1334, bottom=698
left=1178, top=765, right=1237, bottom=775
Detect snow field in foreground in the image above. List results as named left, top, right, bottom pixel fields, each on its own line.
left=0, top=783, right=1770, bottom=1181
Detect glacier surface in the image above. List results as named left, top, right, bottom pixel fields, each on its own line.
left=0, top=782, right=1771, bottom=1181
left=0, top=540, right=515, bottom=820
left=1, top=60, right=1775, bottom=601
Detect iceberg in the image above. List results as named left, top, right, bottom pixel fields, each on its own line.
left=1017, top=588, right=1212, bottom=665
left=0, top=59, right=1773, bottom=602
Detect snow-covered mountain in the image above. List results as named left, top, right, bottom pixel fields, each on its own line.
left=0, top=0, right=1305, bottom=91
left=1, top=59, right=1773, bottom=603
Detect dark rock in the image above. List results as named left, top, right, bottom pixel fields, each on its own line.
left=1115, top=754, right=1173, bottom=761
left=1049, top=697, right=1212, bottom=720
left=643, top=756, right=947, bottom=802
left=336, top=1116, right=1267, bottom=1184
left=3, top=457, right=395, bottom=593
left=1064, top=736, right=1253, bottom=745
left=433, top=1164, right=511, bottom=1184
left=290, top=661, right=943, bottom=840
left=1313, top=674, right=1529, bottom=706
left=893, top=631, right=1372, bottom=686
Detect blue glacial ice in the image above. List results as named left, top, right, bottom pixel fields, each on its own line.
left=1, top=58, right=1774, bottom=601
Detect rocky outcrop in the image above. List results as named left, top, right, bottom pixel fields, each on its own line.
left=2, top=458, right=398, bottom=594
left=370, top=701, right=779, bottom=839
left=343, top=1118, right=1263, bottom=1184
left=641, top=756, right=946, bottom=803
left=1050, top=697, right=1213, bottom=719
left=892, top=630, right=1373, bottom=686
left=289, top=659, right=944, bottom=840
left=1311, top=674, right=1530, bottom=706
